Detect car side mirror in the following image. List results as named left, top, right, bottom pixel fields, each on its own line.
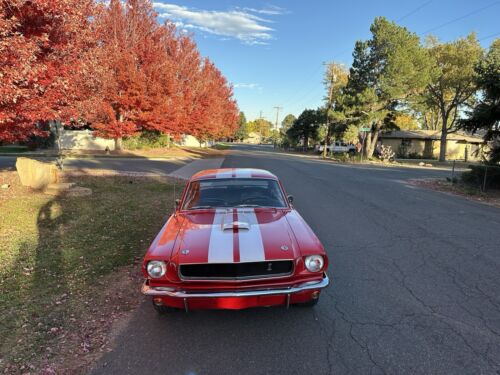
left=287, top=195, right=294, bottom=204
left=175, top=199, right=181, bottom=210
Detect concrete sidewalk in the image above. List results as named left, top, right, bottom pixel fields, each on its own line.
left=168, top=157, right=224, bottom=180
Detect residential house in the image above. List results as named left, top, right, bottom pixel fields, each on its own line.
left=380, top=130, right=485, bottom=161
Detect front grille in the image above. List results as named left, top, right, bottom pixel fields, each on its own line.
left=179, top=261, right=294, bottom=280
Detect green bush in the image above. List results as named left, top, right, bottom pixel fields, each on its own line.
left=461, top=165, right=500, bottom=189
left=123, top=131, right=171, bottom=150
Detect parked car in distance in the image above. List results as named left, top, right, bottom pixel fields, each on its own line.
left=141, top=168, right=329, bottom=313
left=318, top=141, right=356, bottom=154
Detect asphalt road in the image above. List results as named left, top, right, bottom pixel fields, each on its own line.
left=91, top=145, right=500, bottom=375
left=0, top=156, right=188, bottom=174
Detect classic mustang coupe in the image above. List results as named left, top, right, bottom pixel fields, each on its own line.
left=141, top=168, right=329, bottom=313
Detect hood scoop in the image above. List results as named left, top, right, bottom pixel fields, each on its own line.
left=222, top=221, right=250, bottom=231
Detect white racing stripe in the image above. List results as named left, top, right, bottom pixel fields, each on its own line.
left=237, top=209, right=265, bottom=262
left=215, top=170, right=233, bottom=179
left=215, top=169, right=254, bottom=179
left=208, top=209, right=234, bottom=263
left=235, top=169, right=252, bottom=178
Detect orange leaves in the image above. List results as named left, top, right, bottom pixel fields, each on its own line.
left=0, top=0, right=238, bottom=144
left=87, top=0, right=239, bottom=142
left=0, top=0, right=95, bottom=142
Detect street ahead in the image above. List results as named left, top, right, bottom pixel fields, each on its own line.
left=92, top=145, right=500, bottom=375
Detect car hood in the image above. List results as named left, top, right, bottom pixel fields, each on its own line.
left=171, top=208, right=300, bottom=265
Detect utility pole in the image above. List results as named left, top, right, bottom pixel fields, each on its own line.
left=273, top=106, right=282, bottom=130
left=273, top=106, right=282, bottom=148
left=258, top=110, right=264, bottom=143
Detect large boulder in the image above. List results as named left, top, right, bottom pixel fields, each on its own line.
left=16, top=157, right=59, bottom=190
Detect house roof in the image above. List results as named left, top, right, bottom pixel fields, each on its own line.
left=380, top=130, right=483, bottom=144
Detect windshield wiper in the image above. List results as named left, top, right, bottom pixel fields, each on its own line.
left=188, top=205, right=213, bottom=210
left=236, top=204, right=259, bottom=207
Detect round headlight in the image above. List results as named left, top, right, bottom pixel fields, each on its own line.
left=304, top=255, right=324, bottom=272
left=147, top=260, right=167, bottom=278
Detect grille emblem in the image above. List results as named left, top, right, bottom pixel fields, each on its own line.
left=267, top=263, right=273, bottom=272
left=181, top=249, right=190, bottom=255
left=281, top=245, right=289, bottom=251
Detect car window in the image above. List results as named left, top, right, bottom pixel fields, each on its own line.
left=182, top=178, right=288, bottom=210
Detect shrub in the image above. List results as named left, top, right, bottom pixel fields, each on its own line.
left=461, top=165, right=500, bottom=190
left=123, top=131, right=171, bottom=150
left=379, top=145, right=395, bottom=162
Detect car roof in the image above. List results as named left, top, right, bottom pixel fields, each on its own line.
left=190, top=168, right=278, bottom=181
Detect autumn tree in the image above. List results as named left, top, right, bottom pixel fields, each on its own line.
left=425, top=34, right=483, bottom=161
left=86, top=0, right=169, bottom=149
left=387, top=113, right=419, bottom=130
left=248, top=119, right=273, bottom=139
left=189, top=59, right=238, bottom=143
left=323, top=62, right=349, bottom=156
left=1, top=0, right=239, bottom=147
left=0, top=0, right=94, bottom=143
left=79, top=0, right=238, bottom=149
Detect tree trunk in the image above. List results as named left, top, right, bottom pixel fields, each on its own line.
left=115, top=137, right=123, bottom=151
left=365, top=125, right=380, bottom=158
left=439, top=113, right=449, bottom=162
left=364, top=132, right=372, bottom=158
left=115, top=113, right=124, bottom=151
left=322, top=125, right=330, bottom=158
left=304, top=136, right=309, bottom=150
left=166, top=133, right=171, bottom=149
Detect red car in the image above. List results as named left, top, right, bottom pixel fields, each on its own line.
left=141, top=168, right=329, bottom=313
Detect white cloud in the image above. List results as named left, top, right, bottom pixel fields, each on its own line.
left=234, top=83, right=261, bottom=89
left=153, top=2, right=284, bottom=44
left=242, top=5, right=288, bottom=15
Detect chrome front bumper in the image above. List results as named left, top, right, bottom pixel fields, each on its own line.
left=142, top=273, right=329, bottom=299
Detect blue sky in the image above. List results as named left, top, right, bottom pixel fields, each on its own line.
left=153, top=0, right=500, bottom=122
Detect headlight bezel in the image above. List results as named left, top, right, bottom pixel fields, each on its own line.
left=147, top=260, right=167, bottom=279
left=304, top=255, right=324, bottom=273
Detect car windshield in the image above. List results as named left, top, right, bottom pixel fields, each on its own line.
left=182, top=178, right=288, bottom=210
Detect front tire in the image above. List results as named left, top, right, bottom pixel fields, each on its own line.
left=152, top=300, right=174, bottom=314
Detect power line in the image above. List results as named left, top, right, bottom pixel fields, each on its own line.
left=478, top=31, right=500, bottom=41
left=280, top=62, right=324, bottom=108
left=423, top=1, right=500, bottom=34
left=396, top=0, right=433, bottom=22
left=280, top=2, right=500, bottom=114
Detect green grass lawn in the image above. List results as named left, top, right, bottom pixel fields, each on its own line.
left=0, top=174, right=178, bottom=372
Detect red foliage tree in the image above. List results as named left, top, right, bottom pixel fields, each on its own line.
left=1, top=0, right=238, bottom=146
left=0, top=0, right=94, bottom=143
left=87, top=0, right=170, bottom=149
left=88, top=1, right=238, bottom=147
left=187, top=59, right=238, bottom=142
